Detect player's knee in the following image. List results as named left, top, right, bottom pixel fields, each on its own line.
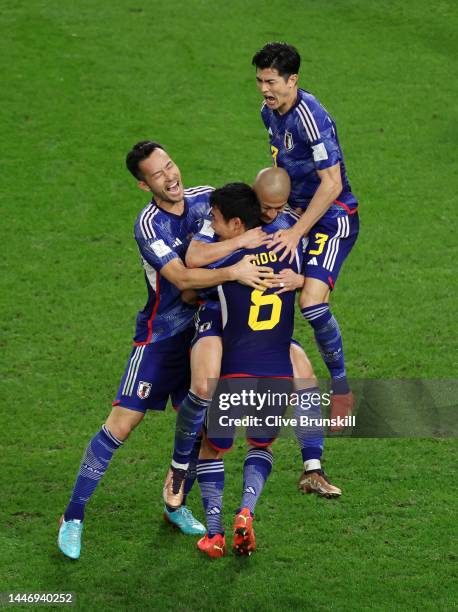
left=298, top=283, right=330, bottom=309
left=248, top=443, right=272, bottom=454
left=104, top=422, right=131, bottom=441
left=299, top=290, right=320, bottom=309
left=105, top=407, right=143, bottom=441
left=191, top=379, right=214, bottom=400
left=199, top=435, right=226, bottom=459
left=290, top=343, right=317, bottom=384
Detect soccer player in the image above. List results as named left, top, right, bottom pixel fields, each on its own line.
left=252, top=42, right=360, bottom=433
left=57, top=141, right=273, bottom=559
left=188, top=181, right=337, bottom=558
left=195, top=182, right=302, bottom=557
left=173, top=168, right=340, bottom=508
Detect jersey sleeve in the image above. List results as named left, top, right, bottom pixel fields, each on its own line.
left=135, top=228, right=179, bottom=272
left=295, top=100, right=342, bottom=171
left=260, top=101, right=271, bottom=129
left=208, top=250, right=241, bottom=270
left=193, top=216, right=217, bottom=244
left=298, top=237, right=308, bottom=274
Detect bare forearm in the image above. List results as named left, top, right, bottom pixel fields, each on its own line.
left=186, top=238, right=241, bottom=268
left=161, top=253, right=271, bottom=293
left=295, top=179, right=341, bottom=236
left=178, top=266, right=233, bottom=290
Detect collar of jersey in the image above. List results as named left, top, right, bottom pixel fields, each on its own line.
left=273, top=88, right=306, bottom=120
left=150, top=198, right=188, bottom=219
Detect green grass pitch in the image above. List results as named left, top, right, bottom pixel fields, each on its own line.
left=1, top=0, right=456, bottom=610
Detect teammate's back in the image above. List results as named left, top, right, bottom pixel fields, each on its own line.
left=218, top=240, right=302, bottom=378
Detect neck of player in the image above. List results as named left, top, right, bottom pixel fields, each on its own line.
left=156, top=197, right=185, bottom=215
left=278, top=88, right=298, bottom=115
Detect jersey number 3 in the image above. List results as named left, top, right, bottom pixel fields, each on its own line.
left=248, top=289, right=282, bottom=331
left=270, top=145, right=279, bottom=167
left=309, top=233, right=329, bottom=256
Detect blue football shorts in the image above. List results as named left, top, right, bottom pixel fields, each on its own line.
left=303, top=212, right=359, bottom=289
left=205, top=376, right=293, bottom=453
left=113, top=328, right=193, bottom=412
left=191, top=302, right=222, bottom=348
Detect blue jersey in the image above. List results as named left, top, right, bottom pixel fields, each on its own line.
left=192, top=205, right=304, bottom=300
left=201, top=209, right=305, bottom=377
left=133, top=186, right=213, bottom=344
left=216, top=241, right=303, bottom=378
left=193, top=205, right=308, bottom=302
left=194, top=204, right=303, bottom=246
left=261, top=88, right=358, bottom=217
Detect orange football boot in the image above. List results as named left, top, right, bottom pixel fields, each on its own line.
left=197, top=533, right=226, bottom=558
left=232, top=508, right=256, bottom=556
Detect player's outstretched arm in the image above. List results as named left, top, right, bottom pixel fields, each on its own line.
left=160, top=256, right=274, bottom=292
left=271, top=164, right=343, bottom=263
left=186, top=228, right=270, bottom=268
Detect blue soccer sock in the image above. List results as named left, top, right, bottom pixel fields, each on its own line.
left=64, top=425, right=123, bottom=521
left=197, top=459, right=224, bottom=537
left=294, top=387, right=324, bottom=471
left=182, top=434, right=202, bottom=507
left=172, top=392, right=210, bottom=470
left=301, top=303, right=350, bottom=394
left=239, top=448, right=273, bottom=516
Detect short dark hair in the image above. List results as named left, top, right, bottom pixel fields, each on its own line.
left=126, top=140, right=164, bottom=181
left=252, top=42, right=301, bottom=79
left=210, top=183, right=262, bottom=230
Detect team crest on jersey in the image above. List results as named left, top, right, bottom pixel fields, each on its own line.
left=284, top=131, right=294, bottom=151
left=137, top=381, right=152, bottom=399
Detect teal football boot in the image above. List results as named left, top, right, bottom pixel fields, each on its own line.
left=58, top=516, right=83, bottom=559
left=163, top=506, right=206, bottom=536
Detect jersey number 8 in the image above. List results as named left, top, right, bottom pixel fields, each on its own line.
left=248, top=289, right=282, bottom=331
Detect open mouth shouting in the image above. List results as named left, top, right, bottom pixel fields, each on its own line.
left=264, top=95, right=277, bottom=107
left=165, top=179, right=182, bottom=198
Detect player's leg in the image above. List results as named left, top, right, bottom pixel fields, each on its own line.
left=232, top=442, right=274, bottom=556
left=166, top=336, right=222, bottom=503
left=299, top=214, right=359, bottom=427
left=58, top=340, right=158, bottom=559
left=58, top=405, right=144, bottom=559
left=195, top=434, right=227, bottom=558
left=233, top=376, right=290, bottom=557
left=299, top=275, right=347, bottom=388
left=58, top=336, right=186, bottom=558
left=138, top=329, right=208, bottom=535
left=291, top=342, right=341, bottom=497
left=164, top=306, right=222, bottom=509
left=181, top=433, right=202, bottom=508
left=64, top=405, right=144, bottom=522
